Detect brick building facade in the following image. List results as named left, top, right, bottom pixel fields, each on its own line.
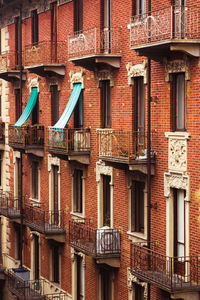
left=0, top=0, right=200, bottom=299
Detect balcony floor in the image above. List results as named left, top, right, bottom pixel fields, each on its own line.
left=25, top=221, right=65, bottom=235
left=0, top=208, right=20, bottom=219
left=25, top=64, right=66, bottom=77
left=0, top=70, right=26, bottom=82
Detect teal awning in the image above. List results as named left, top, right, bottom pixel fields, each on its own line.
left=53, top=83, right=82, bottom=129
left=14, top=88, right=38, bottom=127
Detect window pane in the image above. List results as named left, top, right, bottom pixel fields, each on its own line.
left=73, top=169, right=83, bottom=213
left=32, top=161, right=38, bottom=199
left=177, top=189, right=185, bottom=244
left=176, top=73, right=185, bottom=130
left=103, top=175, right=111, bottom=227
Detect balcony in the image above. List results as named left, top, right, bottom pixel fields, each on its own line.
left=9, top=125, right=44, bottom=157
left=24, top=41, right=67, bottom=77
left=97, top=129, right=155, bottom=174
left=0, top=122, right=5, bottom=150
left=0, top=192, right=20, bottom=220
left=130, top=242, right=200, bottom=293
left=69, top=219, right=121, bottom=267
left=130, top=6, right=200, bottom=60
left=47, top=128, right=90, bottom=164
left=68, top=27, right=121, bottom=70
left=24, top=205, right=65, bottom=243
left=0, top=51, right=26, bottom=82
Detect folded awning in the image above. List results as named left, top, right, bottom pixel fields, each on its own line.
left=14, top=88, right=38, bottom=127
left=53, top=83, right=82, bottom=129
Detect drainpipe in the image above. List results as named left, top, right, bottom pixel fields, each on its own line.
left=147, top=0, right=151, bottom=299
left=19, top=2, right=23, bottom=269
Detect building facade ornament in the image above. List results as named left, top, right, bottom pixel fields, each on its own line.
left=96, top=160, right=113, bottom=184
left=126, top=60, right=147, bottom=85
left=95, top=69, right=114, bottom=87
left=164, top=172, right=190, bottom=201
left=127, top=268, right=148, bottom=299
left=69, top=69, right=85, bottom=90
left=164, top=57, right=190, bottom=81
left=47, top=76, right=62, bottom=91
left=48, top=154, right=60, bottom=172
left=28, top=76, right=40, bottom=93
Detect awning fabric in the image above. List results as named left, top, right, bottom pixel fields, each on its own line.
left=14, top=88, right=38, bottom=127
left=53, top=83, right=82, bottom=129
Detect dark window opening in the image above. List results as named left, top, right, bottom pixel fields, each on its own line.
left=51, top=2, right=58, bottom=62
left=74, top=90, right=83, bottom=129
left=50, top=85, right=59, bottom=126
left=15, top=17, right=20, bottom=66
left=32, top=161, right=39, bottom=199
left=15, top=89, right=21, bottom=121
left=134, top=283, right=144, bottom=300
left=32, top=93, right=39, bottom=125
left=14, top=224, right=20, bottom=260
left=33, top=234, right=39, bottom=280
left=74, top=0, right=83, bottom=32
left=77, top=255, right=84, bottom=300
left=131, top=181, right=145, bottom=233
left=52, top=165, right=59, bottom=225
left=52, top=244, right=60, bottom=283
left=100, top=80, right=111, bottom=128
left=103, top=175, right=111, bottom=227
left=101, top=268, right=112, bottom=300
left=0, top=152, right=2, bottom=187
left=73, top=169, right=83, bottom=214
left=31, top=10, right=38, bottom=45
left=133, top=0, right=145, bottom=16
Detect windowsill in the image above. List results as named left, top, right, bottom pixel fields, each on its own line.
left=70, top=212, right=85, bottom=219
left=29, top=197, right=40, bottom=207
left=165, top=131, right=191, bottom=139
left=127, top=231, right=147, bottom=241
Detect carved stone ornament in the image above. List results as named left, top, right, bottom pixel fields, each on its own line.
left=164, top=57, right=190, bottom=82
left=127, top=268, right=148, bottom=299
left=96, top=69, right=114, bottom=87
left=164, top=172, right=190, bottom=201
left=28, top=76, right=40, bottom=93
left=165, top=132, right=190, bottom=173
left=48, top=154, right=60, bottom=172
left=126, top=60, right=147, bottom=85
left=96, top=160, right=113, bottom=184
left=69, top=69, right=85, bottom=90
left=47, top=76, right=62, bottom=91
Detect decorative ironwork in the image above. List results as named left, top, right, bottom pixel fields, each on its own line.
left=97, top=129, right=149, bottom=162
left=0, top=50, right=21, bottom=72
left=68, top=27, right=121, bottom=58
left=0, top=122, right=5, bottom=144
left=47, top=128, right=90, bottom=155
left=130, top=6, right=200, bottom=48
left=24, top=41, right=67, bottom=66
left=44, top=293, right=67, bottom=300
left=0, top=191, right=20, bottom=219
left=69, top=219, right=121, bottom=258
left=130, top=242, right=200, bottom=292
left=24, top=204, right=65, bottom=235
left=9, top=124, right=44, bottom=150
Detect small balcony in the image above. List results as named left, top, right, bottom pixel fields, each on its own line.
left=69, top=219, right=121, bottom=266
left=0, top=122, right=5, bottom=150
left=24, top=41, right=67, bottom=77
left=130, top=6, right=200, bottom=60
left=47, top=128, right=90, bottom=165
left=0, top=192, right=20, bottom=220
left=24, top=205, right=65, bottom=243
left=9, top=125, right=44, bottom=157
left=0, top=51, right=26, bottom=82
left=130, top=242, right=200, bottom=293
left=97, top=129, right=155, bottom=174
left=68, top=27, right=121, bottom=70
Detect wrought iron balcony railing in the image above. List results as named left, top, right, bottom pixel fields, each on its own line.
left=0, top=122, right=5, bottom=144
left=68, top=27, right=121, bottom=58
left=9, top=124, right=44, bottom=150
left=0, top=50, right=21, bottom=73
left=69, top=219, right=121, bottom=258
left=47, top=128, right=90, bottom=155
left=24, top=204, right=65, bottom=235
left=130, top=5, right=200, bottom=48
left=24, top=41, right=67, bottom=66
left=44, top=293, right=67, bottom=300
left=0, top=191, right=20, bottom=219
left=7, top=270, right=44, bottom=300
left=130, top=242, right=200, bottom=292
left=97, top=129, right=154, bottom=163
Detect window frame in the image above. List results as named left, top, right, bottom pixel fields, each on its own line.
left=51, top=244, right=60, bottom=284
left=100, top=80, right=111, bottom=129
left=31, top=9, right=38, bottom=45
left=74, top=0, right=83, bottom=32
left=130, top=181, right=145, bottom=234
left=31, top=161, right=39, bottom=202
left=73, top=169, right=83, bottom=214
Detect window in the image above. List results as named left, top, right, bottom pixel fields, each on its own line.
left=0, top=94, right=1, bottom=119
left=133, top=0, right=145, bottom=16
left=31, top=161, right=39, bottom=200
left=134, top=77, right=144, bottom=133
left=74, top=90, right=83, bottom=129
left=50, top=85, right=59, bottom=126
left=103, top=175, right=111, bottom=227
left=31, top=10, right=38, bottom=44
left=52, top=244, right=60, bottom=283
left=131, top=181, right=145, bottom=233
left=15, top=17, right=20, bottom=65
left=14, top=223, right=20, bottom=260
left=32, top=92, right=39, bottom=125
left=174, top=189, right=185, bottom=257
left=171, top=73, right=186, bottom=131
left=101, top=268, right=112, bottom=300
left=52, top=165, right=59, bottom=225
left=76, top=255, right=84, bottom=300
left=101, top=80, right=111, bottom=128
left=73, top=169, right=83, bottom=214
left=0, top=152, right=2, bottom=187
left=134, top=284, right=144, bottom=300
left=15, top=89, right=21, bottom=121
left=15, top=157, right=21, bottom=202
left=74, top=0, right=83, bottom=32
left=51, top=2, right=58, bottom=61
left=33, top=234, right=39, bottom=280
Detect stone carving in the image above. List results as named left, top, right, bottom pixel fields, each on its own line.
left=96, top=160, right=113, bottom=183
left=28, top=76, right=40, bottom=93
left=127, top=268, right=148, bottom=299
left=96, top=69, right=114, bottom=87
left=164, top=172, right=190, bottom=201
left=69, top=69, right=85, bottom=90
left=47, top=76, right=62, bottom=91
left=164, top=57, right=190, bottom=81
left=126, top=60, right=147, bottom=85
left=48, top=154, right=60, bottom=172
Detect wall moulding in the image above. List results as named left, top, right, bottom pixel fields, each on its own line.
left=69, top=69, right=85, bottom=90
left=95, top=69, right=114, bottom=87
left=164, top=172, right=190, bottom=202
left=164, top=57, right=190, bottom=82
left=126, top=60, right=147, bottom=85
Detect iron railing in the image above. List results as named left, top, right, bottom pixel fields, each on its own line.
left=44, top=293, right=67, bottom=300
left=47, top=127, right=90, bottom=155
left=97, top=129, right=152, bottom=163
left=24, top=204, right=65, bottom=235
left=24, top=41, right=67, bottom=66
left=7, top=270, right=44, bottom=300
left=130, top=5, right=200, bottom=48
left=0, top=122, right=5, bottom=144
left=0, top=191, right=20, bottom=219
left=9, top=125, right=44, bottom=149
left=68, top=27, right=121, bottom=58
left=0, top=50, right=22, bottom=72
left=69, top=219, right=121, bottom=258
left=130, top=242, right=200, bottom=292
